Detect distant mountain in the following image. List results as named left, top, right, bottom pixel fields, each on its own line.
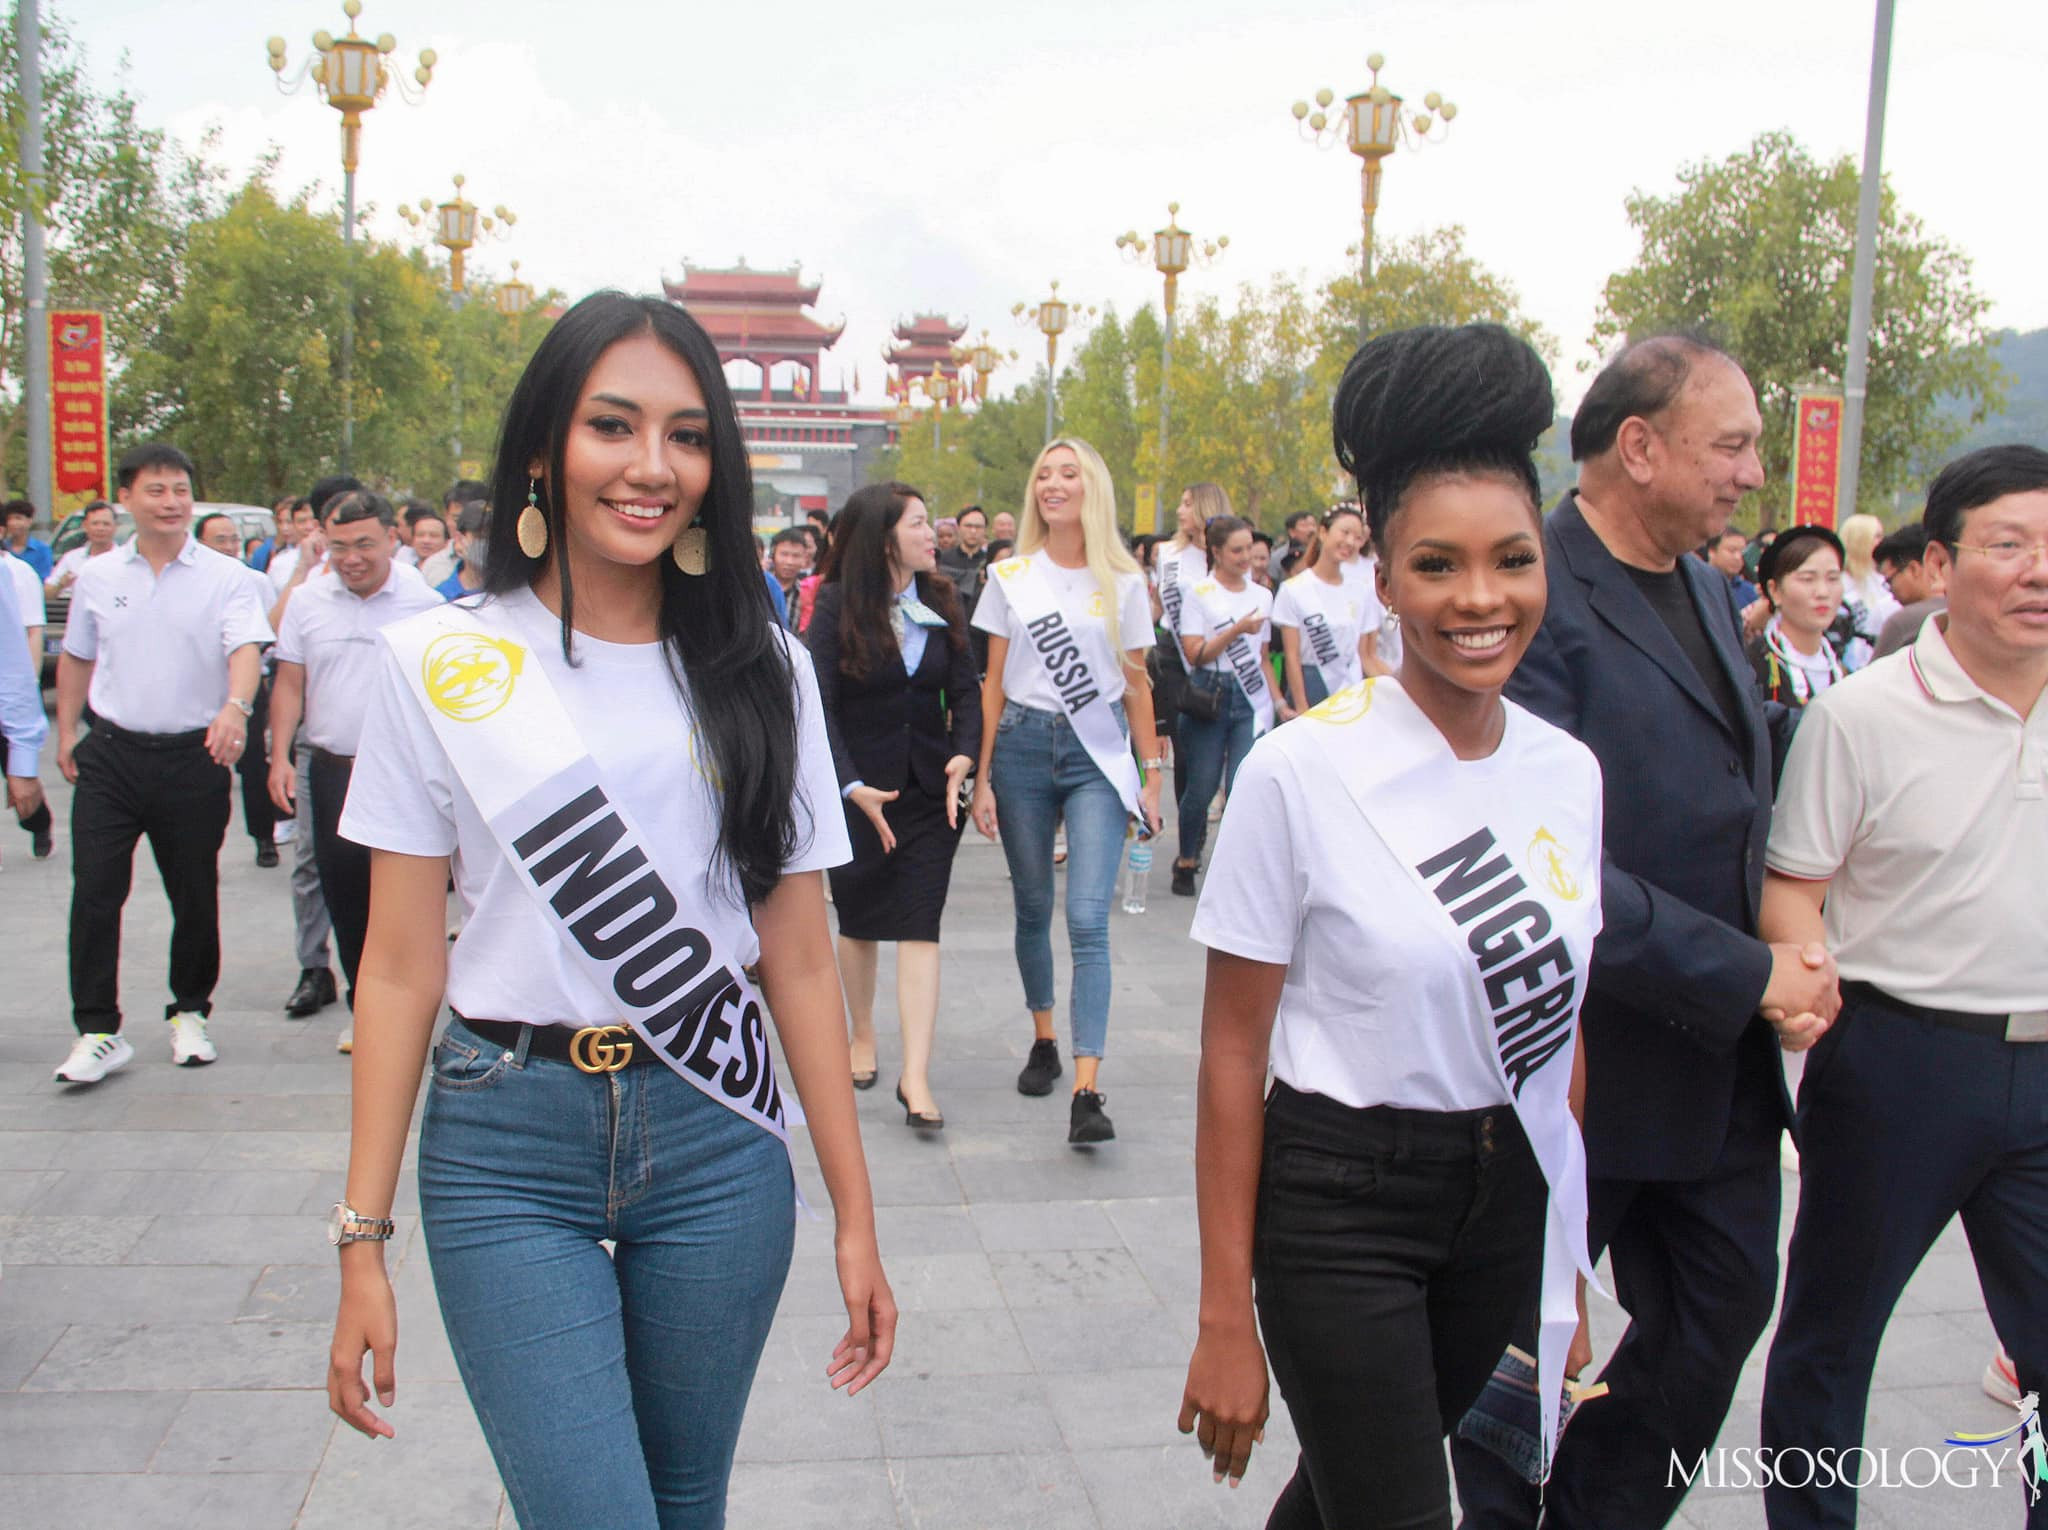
left=1951, top=327, right=2048, bottom=452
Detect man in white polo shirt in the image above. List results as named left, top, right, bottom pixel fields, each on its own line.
left=53, top=443, right=273, bottom=1083
left=1758, top=443, right=2048, bottom=1530
left=268, top=490, right=440, bottom=1053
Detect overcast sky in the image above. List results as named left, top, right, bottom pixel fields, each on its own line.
left=77, top=0, right=2045, bottom=411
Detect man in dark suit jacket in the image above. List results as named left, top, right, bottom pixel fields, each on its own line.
left=1453, top=335, right=1840, bottom=1529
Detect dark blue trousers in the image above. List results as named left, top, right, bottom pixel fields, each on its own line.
left=1762, top=989, right=2048, bottom=1529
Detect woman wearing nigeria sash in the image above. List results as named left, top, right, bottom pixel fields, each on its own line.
left=326, top=293, right=895, bottom=1530
left=1177, top=323, right=1602, bottom=1529
left=969, top=438, right=1165, bottom=1146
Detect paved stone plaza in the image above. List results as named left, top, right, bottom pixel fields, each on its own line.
left=0, top=739, right=2025, bottom=1528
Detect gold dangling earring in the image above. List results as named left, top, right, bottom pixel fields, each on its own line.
left=516, top=478, right=548, bottom=560
left=672, top=524, right=709, bottom=576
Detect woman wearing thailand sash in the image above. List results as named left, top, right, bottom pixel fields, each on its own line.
left=1272, top=504, right=1375, bottom=714
left=1177, top=322, right=1603, bottom=1528
left=969, top=438, right=1164, bottom=1146
left=1170, top=514, right=1275, bottom=898
left=327, top=293, right=895, bottom=1530
left=805, top=480, right=978, bottom=1128
left=1747, top=523, right=1848, bottom=711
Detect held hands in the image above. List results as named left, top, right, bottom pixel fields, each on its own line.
left=328, top=1248, right=399, bottom=1440
left=1761, top=940, right=1840, bottom=1053
left=942, top=754, right=973, bottom=831
left=825, top=1230, right=896, bottom=1398
left=848, top=783, right=899, bottom=854
left=970, top=779, right=999, bottom=841
left=1179, top=1318, right=1270, bottom=1488
left=205, top=706, right=248, bottom=768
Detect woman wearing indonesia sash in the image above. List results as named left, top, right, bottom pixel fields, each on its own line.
left=1271, top=503, right=1377, bottom=715
left=969, top=438, right=1166, bottom=1145
left=1178, top=323, right=1604, bottom=1528
left=327, top=293, right=896, bottom=1529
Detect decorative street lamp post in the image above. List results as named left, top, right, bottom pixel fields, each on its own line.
left=1293, top=52, right=1456, bottom=343
left=400, top=173, right=515, bottom=470
left=266, top=0, right=436, bottom=473
left=1117, top=202, right=1226, bottom=531
left=495, top=260, right=535, bottom=318
left=1012, top=282, right=1094, bottom=445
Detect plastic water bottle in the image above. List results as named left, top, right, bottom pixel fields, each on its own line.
left=1122, top=840, right=1153, bottom=914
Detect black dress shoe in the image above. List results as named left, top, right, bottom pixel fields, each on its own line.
left=1017, top=1037, right=1062, bottom=1096
left=1171, top=863, right=1198, bottom=897
left=31, top=825, right=53, bottom=859
left=255, top=841, right=280, bottom=868
left=1068, top=1088, right=1116, bottom=1145
left=284, top=967, right=337, bottom=1017
left=896, top=1081, right=944, bottom=1131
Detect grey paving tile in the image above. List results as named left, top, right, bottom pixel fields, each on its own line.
left=22, top=1318, right=329, bottom=1391
left=889, top=1450, right=1098, bottom=1529
left=875, top=1370, right=1064, bottom=1458
left=237, top=1263, right=340, bottom=1323
left=887, top=1250, right=1005, bottom=1311
left=885, top=1307, right=1034, bottom=1378
left=0, top=1471, right=313, bottom=1530
left=971, top=1198, right=1124, bottom=1252
left=0, top=1322, right=64, bottom=1389
left=1046, top=1366, right=1192, bottom=1452
left=1103, top=1195, right=1201, bottom=1251
left=0, top=1263, right=257, bottom=1326
left=296, top=1380, right=502, bottom=1530
left=0, top=1130, right=65, bottom=1169
left=0, top=1388, right=185, bottom=1471
left=154, top=1386, right=339, bottom=1473
left=0, top=1212, right=152, bottom=1265
left=0, top=1169, right=62, bottom=1211
left=989, top=1247, right=1155, bottom=1308
left=1012, top=1303, right=1194, bottom=1373
left=726, top=1458, right=901, bottom=1529
left=201, top=1130, right=351, bottom=1171
left=116, top=1091, right=351, bottom=1132
left=735, top=1375, right=882, bottom=1462
left=29, top=1167, right=320, bottom=1216
left=19, top=1128, right=226, bottom=1169
left=127, top=1213, right=326, bottom=1267
left=873, top=1204, right=982, bottom=1257
left=1072, top=1443, right=1285, bottom=1529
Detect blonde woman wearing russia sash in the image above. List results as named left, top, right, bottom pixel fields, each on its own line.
left=970, top=438, right=1164, bottom=1145
left=326, top=294, right=895, bottom=1530
left=1171, top=514, right=1275, bottom=898
left=1179, top=324, right=1602, bottom=1530
left=1273, top=504, right=1374, bottom=714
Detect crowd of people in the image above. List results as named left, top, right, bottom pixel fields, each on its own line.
left=0, top=294, right=2040, bottom=1530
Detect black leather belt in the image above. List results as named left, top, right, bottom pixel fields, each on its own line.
left=1844, top=981, right=2048, bottom=1044
left=92, top=721, right=208, bottom=750
left=455, top=1015, right=659, bottom=1072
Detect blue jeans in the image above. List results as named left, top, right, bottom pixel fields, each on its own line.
left=1175, top=670, right=1257, bottom=867
left=418, top=1017, right=795, bottom=1530
left=990, top=701, right=1130, bottom=1058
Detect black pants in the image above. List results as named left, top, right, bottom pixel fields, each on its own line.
left=1255, top=1082, right=1546, bottom=1530
left=1452, top=1061, right=1783, bottom=1529
left=1762, top=989, right=2048, bottom=1529
left=309, top=748, right=368, bottom=1007
left=238, top=671, right=277, bottom=845
left=68, top=726, right=232, bottom=1031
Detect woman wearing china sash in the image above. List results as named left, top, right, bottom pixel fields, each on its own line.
left=969, top=438, right=1165, bottom=1145
left=1272, top=504, right=1376, bottom=715
left=1178, top=323, right=1603, bottom=1528
left=327, top=293, right=895, bottom=1529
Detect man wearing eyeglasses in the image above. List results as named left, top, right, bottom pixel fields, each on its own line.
left=1758, top=443, right=2048, bottom=1530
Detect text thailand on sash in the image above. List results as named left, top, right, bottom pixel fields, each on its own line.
left=339, top=587, right=850, bottom=1029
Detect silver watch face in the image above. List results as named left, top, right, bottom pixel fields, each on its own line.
left=327, top=1202, right=346, bottom=1246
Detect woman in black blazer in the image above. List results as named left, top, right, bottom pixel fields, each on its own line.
left=806, top=482, right=980, bottom=1128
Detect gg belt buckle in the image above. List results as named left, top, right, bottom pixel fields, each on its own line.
left=569, top=1024, right=635, bottom=1074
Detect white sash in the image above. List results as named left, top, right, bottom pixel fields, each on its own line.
left=1309, top=677, right=1601, bottom=1473
left=990, top=554, right=1143, bottom=819
left=1287, top=572, right=1363, bottom=693
left=1193, top=578, right=1275, bottom=736
left=381, top=601, right=798, bottom=1152
left=1158, top=546, right=1198, bottom=673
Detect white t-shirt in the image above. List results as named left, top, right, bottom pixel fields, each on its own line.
left=1177, top=575, right=1272, bottom=674
left=1345, top=555, right=1397, bottom=670
left=1, top=552, right=44, bottom=628
left=48, top=543, right=111, bottom=591
left=1766, top=616, right=2046, bottom=1013
left=266, top=543, right=303, bottom=593
left=274, top=564, right=446, bottom=753
left=339, top=587, right=850, bottom=1027
left=972, top=549, right=1151, bottom=713
left=1192, top=678, right=1604, bottom=1112
left=1271, top=569, right=1365, bottom=689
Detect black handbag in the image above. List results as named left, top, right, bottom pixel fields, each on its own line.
left=1176, top=667, right=1224, bottom=723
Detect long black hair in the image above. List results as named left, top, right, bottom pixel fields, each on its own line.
left=481, top=291, right=797, bottom=905
left=819, top=481, right=965, bottom=681
left=1332, top=323, right=1554, bottom=548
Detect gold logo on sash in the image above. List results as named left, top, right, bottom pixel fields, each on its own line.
left=994, top=556, right=1029, bottom=582
left=1305, top=678, right=1376, bottom=726
left=568, top=1025, right=634, bottom=1073
left=1528, top=828, right=1582, bottom=902
left=1087, top=590, right=1107, bottom=617
left=421, top=632, right=525, bottom=722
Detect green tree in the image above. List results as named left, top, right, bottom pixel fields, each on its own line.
left=434, top=267, right=558, bottom=484
left=124, top=179, right=450, bottom=504
left=1595, top=130, right=2002, bottom=526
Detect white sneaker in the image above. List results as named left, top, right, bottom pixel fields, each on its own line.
left=167, top=1012, right=218, bottom=1067
left=336, top=1027, right=353, bottom=1055
left=1984, top=1346, right=2021, bottom=1408
left=55, top=1032, right=133, bottom=1084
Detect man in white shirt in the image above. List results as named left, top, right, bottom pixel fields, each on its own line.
left=45, top=500, right=120, bottom=598
left=52, top=443, right=273, bottom=1083
left=196, top=512, right=285, bottom=868
left=269, top=490, right=442, bottom=1050
left=1758, top=444, right=2048, bottom=1530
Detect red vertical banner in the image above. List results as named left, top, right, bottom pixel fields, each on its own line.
left=50, top=311, right=109, bottom=502
left=1789, top=389, right=1843, bottom=528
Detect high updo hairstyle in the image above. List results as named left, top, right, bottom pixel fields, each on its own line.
left=1331, top=323, right=1556, bottom=549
